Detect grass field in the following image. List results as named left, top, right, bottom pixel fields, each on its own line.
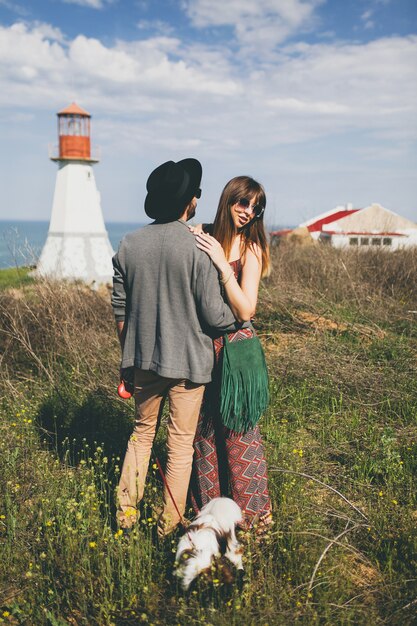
left=0, top=245, right=416, bottom=625
left=0, top=266, right=33, bottom=291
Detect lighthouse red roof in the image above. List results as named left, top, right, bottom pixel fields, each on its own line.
left=58, top=102, right=91, bottom=117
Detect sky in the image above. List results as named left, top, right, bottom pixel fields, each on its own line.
left=0, top=0, right=416, bottom=227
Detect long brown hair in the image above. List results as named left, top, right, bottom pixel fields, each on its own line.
left=212, top=176, right=271, bottom=277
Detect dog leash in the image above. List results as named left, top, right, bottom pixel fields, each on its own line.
left=152, top=453, right=198, bottom=546
left=153, top=455, right=189, bottom=530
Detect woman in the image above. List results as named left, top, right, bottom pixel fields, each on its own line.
left=190, top=175, right=272, bottom=533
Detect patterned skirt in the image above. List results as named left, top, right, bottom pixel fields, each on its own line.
left=190, top=328, right=272, bottom=530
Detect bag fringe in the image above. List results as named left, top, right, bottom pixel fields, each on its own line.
left=220, top=348, right=269, bottom=433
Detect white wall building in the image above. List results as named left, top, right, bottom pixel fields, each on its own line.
left=320, top=203, right=417, bottom=250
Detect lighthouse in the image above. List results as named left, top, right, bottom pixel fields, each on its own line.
left=36, top=103, right=114, bottom=285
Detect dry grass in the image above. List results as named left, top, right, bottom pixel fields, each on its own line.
left=266, top=243, right=417, bottom=303
left=0, top=281, right=118, bottom=389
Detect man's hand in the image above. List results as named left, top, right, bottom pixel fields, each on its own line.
left=116, top=321, right=126, bottom=350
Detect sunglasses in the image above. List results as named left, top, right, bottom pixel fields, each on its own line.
left=237, top=197, right=265, bottom=219
left=195, top=188, right=202, bottom=199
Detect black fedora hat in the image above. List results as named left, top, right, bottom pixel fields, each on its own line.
left=144, top=158, right=202, bottom=220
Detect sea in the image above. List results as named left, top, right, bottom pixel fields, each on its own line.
left=0, top=220, right=144, bottom=269
left=0, top=219, right=287, bottom=269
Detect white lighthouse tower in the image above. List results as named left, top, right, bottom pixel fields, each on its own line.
left=36, top=103, right=114, bottom=285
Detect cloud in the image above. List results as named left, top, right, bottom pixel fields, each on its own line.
left=265, top=97, right=349, bottom=114
left=0, top=0, right=28, bottom=15
left=361, top=9, right=373, bottom=20
left=184, top=0, right=324, bottom=50
left=0, top=21, right=415, bottom=159
left=68, top=34, right=240, bottom=98
left=136, top=20, right=175, bottom=36
left=69, top=35, right=139, bottom=83
left=185, top=0, right=320, bottom=28
left=0, top=22, right=239, bottom=107
left=0, top=22, right=67, bottom=90
left=265, top=36, right=417, bottom=142
left=61, top=0, right=111, bottom=8
left=361, top=8, right=375, bottom=29
left=30, top=21, right=66, bottom=43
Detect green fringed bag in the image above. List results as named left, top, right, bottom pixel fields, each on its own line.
left=219, top=333, right=269, bottom=433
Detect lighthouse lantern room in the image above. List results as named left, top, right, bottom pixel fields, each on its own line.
left=57, top=102, right=92, bottom=161
left=36, top=103, right=114, bottom=285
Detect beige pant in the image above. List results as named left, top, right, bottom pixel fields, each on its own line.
left=117, top=368, right=205, bottom=536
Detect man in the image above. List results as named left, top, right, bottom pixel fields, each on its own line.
left=111, top=158, right=238, bottom=537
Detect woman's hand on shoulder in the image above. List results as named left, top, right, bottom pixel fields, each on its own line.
left=193, top=231, right=229, bottom=273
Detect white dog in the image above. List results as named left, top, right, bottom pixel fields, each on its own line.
left=174, top=497, right=244, bottom=591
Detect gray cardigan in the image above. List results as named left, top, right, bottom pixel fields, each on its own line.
left=111, top=220, right=239, bottom=384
